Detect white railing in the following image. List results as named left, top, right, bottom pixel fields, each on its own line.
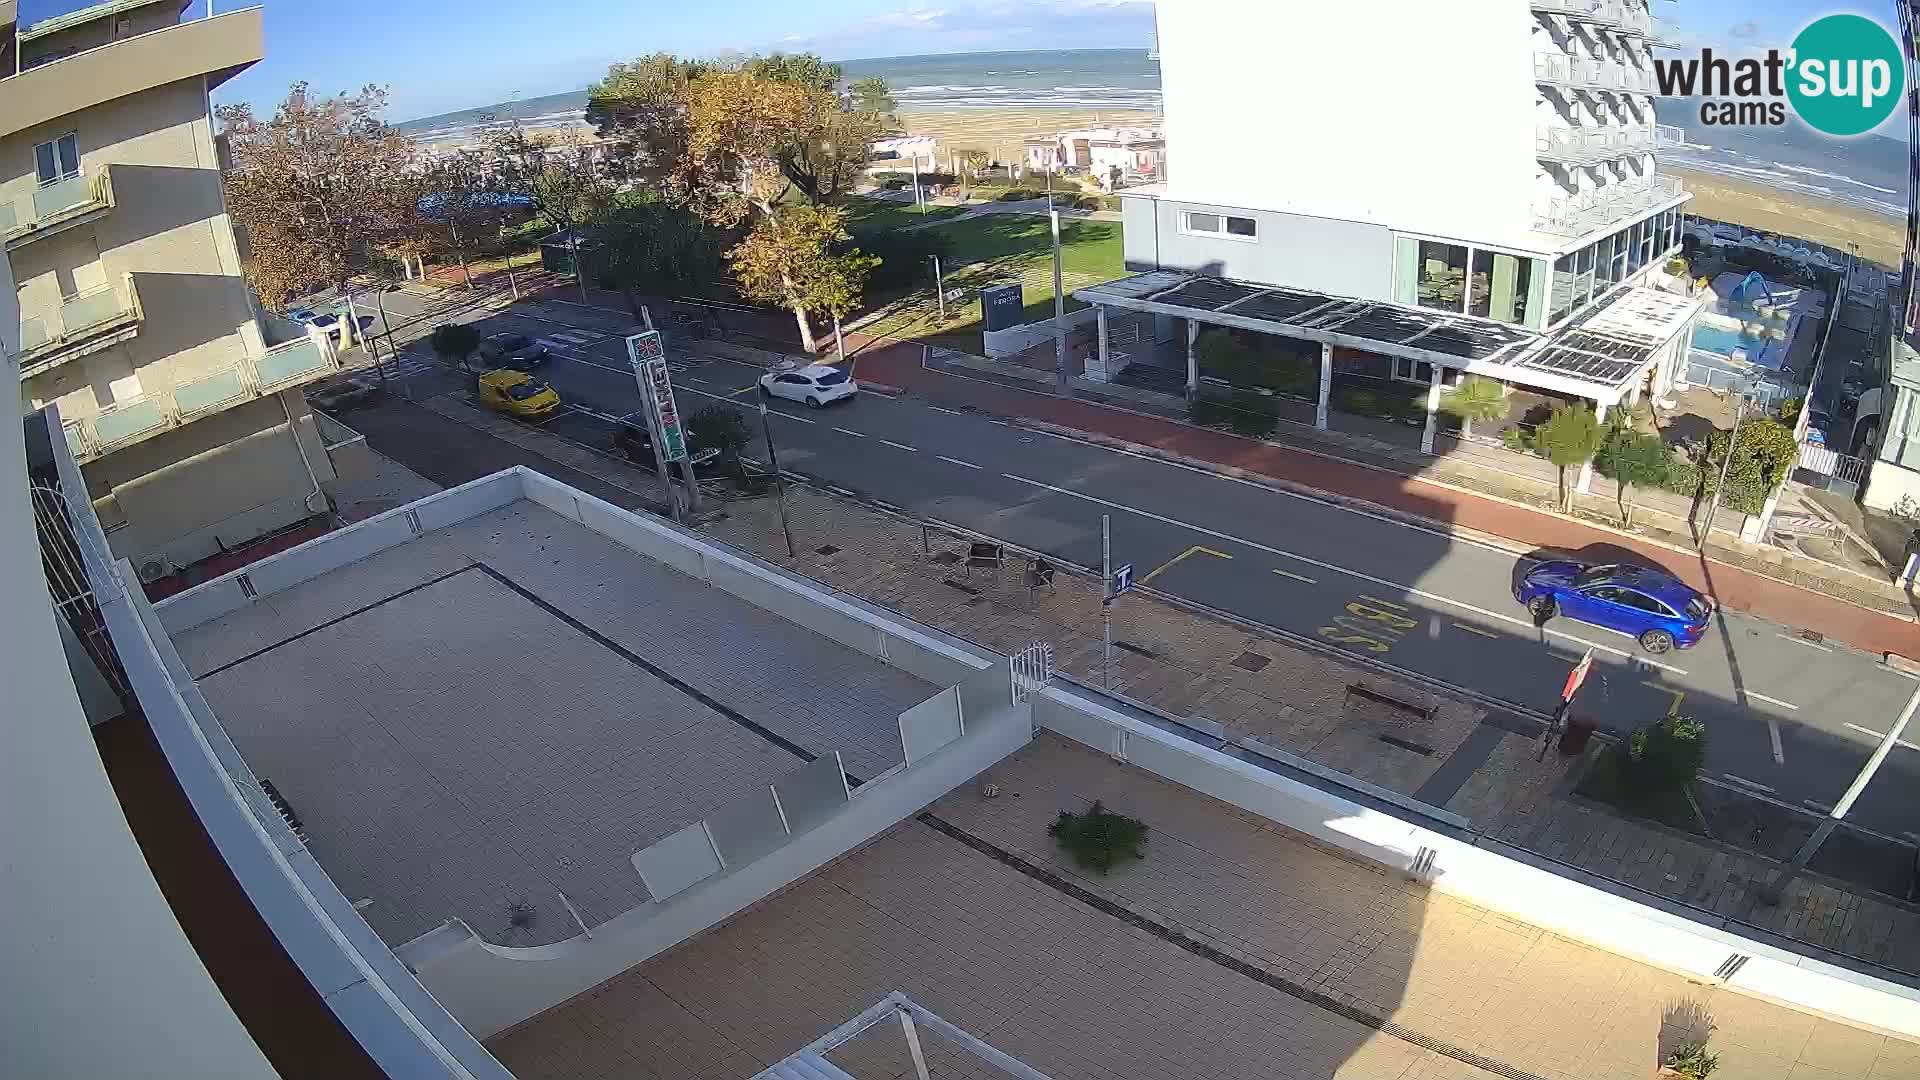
left=2, top=167, right=111, bottom=241
left=1655, top=123, right=1685, bottom=148
left=1534, top=174, right=1684, bottom=237
left=1616, top=64, right=1652, bottom=92
left=1533, top=0, right=1603, bottom=17
left=1616, top=3, right=1651, bottom=35
left=61, top=336, right=338, bottom=460
left=17, top=274, right=140, bottom=363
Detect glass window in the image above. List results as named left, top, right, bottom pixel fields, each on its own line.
left=1549, top=253, right=1576, bottom=325
left=1416, top=240, right=1468, bottom=312
left=1181, top=211, right=1255, bottom=239
left=1467, top=249, right=1495, bottom=319
left=34, top=133, right=79, bottom=184
left=1473, top=251, right=1533, bottom=325
left=1611, top=227, right=1630, bottom=282
left=1225, top=216, right=1256, bottom=237
left=1184, top=211, right=1221, bottom=234
left=1392, top=357, right=1435, bottom=383
left=1574, top=246, right=1596, bottom=308
left=1594, top=234, right=1617, bottom=291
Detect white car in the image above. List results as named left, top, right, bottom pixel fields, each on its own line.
left=759, top=363, right=858, bottom=407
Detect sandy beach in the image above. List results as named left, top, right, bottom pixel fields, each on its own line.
left=895, top=107, right=1161, bottom=164
left=1665, top=166, right=1905, bottom=269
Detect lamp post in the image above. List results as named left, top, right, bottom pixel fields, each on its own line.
left=1699, top=373, right=1756, bottom=546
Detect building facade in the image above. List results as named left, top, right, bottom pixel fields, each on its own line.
left=1124, top=0, right=1688, bottom=334
left=3, top=0, right=344, bottom=583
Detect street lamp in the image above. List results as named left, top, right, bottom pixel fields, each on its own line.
left=1698, top=372, right=1758, bottom=546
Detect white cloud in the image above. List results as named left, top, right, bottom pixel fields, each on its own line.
left=878, top=7, right=951, bottom=27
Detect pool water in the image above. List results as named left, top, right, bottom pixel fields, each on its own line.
left=1689, top=323, right=1761, bottom=357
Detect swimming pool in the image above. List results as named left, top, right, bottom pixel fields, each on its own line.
left=1689, top=323, right=1762, bottom=357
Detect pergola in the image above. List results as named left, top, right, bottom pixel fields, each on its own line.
left=1074, top=272, right=1706, bottom=470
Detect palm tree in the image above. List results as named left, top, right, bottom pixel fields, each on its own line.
left=1438, top=375, right=1507, bottom=437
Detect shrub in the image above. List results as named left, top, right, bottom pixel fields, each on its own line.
left=1048, top=800, right=1148, bottom=874
left=880, top=177, right=909, bottom=191
left=1502, top=427, right=1532, bottom=452
left=429, top=323, right=480, bottom=368
left=1225, top=390, right=1279, bottom=437
left=1664, top=1042, right=1719, bottom=1079
left=1188, top=395, right=1234, bottom=428
left=1337, top=387, right=1378, bottom=417
left=1776, top=396, right=1803, bottom=425
left=687, top=404, right=751, bottom=462
left=996, top=188, right=1042, bottom=201
left=1621, top=713, right=1707, bottom=793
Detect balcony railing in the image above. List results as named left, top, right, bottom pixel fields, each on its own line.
left=1534, top=174, right=1686, bottom=238
left=1, top=167, right=113, bottom=246
left=58, top=335, right=340, bottom=462
left=1537, top=53, right=1652, bottom=95
left=17, top=276, right=142, bottom=371
left=1655, top=123, right=1685, bottom=149
left=1536, top=125, right=1658, bottom=165
left=1534, top=0, right=1604, bottom=17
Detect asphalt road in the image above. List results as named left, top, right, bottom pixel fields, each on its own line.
left=370, top=306, right=1920, bottom=841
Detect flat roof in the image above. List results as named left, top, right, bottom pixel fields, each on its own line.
left=171, top=498, right=932, bottom=948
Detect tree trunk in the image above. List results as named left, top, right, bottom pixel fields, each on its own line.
left=1557, top=466, right=1571, bottom=515
left=791, top=304, right=817, bottom=353
left=1618, top=483, right=1632, bottom=527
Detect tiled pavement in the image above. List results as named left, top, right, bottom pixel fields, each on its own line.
left=490, top=735, right=1920, bottom=1080
left=175, top=500, right=932, bottom=946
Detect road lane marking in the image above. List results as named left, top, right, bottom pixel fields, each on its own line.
left=1140, top=545, right=1232, bottom=586
left=1320, top=593, right=1419, bottom=655
left=1360, top=595, right=1409, bottom=611
left=1744, top=691, right=1799, bottom=711
left=1453, top=623, right=1499, bottom=639
left=730, top=385, right=759, bottom=396
left=1641, top=681, right=1685, bottom=717
left=1271, top=568, right=1316, bottom=584
left=1844, top=722, right=1920, bottom=751
left=833, top=426, right=866, bottom=438
left=1769, top=717, right=1785, bottom=765
left=880, top=439, right=918, bottom=452
left=930, top=406, right=964, bottom=416
left=1000, top=471, right=1687, bottom=675
left=1722, top=773, right=1775, bottom=794
left=1804, top=799, right=1832, bottom=813
left=937, top=455, right=983, bottom=470
left=1778, top=633, right=1832, bottom=652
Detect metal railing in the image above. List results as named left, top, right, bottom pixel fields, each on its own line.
left=2, top=168, right=110, bottom=240
left=1534, top=174, right=1684, bottom=236
left=17, top=275, right=140, bottom=363
left=1654, top=123, right=1685, bottom=148
left=62, top=336, right=338, bottom=460
left=1533, top=0, right=1603, bottom=17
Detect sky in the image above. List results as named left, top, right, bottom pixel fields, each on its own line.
left=11, top=0, right=1906, bottom=124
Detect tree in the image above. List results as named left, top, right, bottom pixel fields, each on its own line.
left=727, top=204, right=879, bottom=353
left=1621, top=713, right=1707, bottom=793
left=429, top=323, right=481, bottom=372
left=1703, top=416, right=1798, bottom=514
left=1603, top=429, right=1672, bottom=527
left=218, top=83, right=419, bottom=308
left=481, top=126, right=615, bottom=239
left=596, top=200, right=732, bottom=318
left=1535, top=402, right=1605, bottom=513
left=849, top=76, right=896, bottom=119
left=1439, top=375, right=1507, bottom=437
left=687, top=403, right=752, bottom=470
left=585, top=53, right=719, bottom=199
left=958, top=148, right=989, bottom=198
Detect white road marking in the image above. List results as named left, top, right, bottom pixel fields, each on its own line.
left=1270, top=568, right=1316, bottom=585
left=1768, top=716, right=1785, bottom=765
left=1778, top=633, right=1833, bottom=653
left=1843, top=722, right=1920, bottom=751
left=1453, top=623, right=1500, bottom=640
left=938, top=455, right=982, bottom=470
left=880, top=439, right=918, bottom=452
left=1804, top=799, right=1833, bottom=813
left=1722, top=773, right=1776, bottom=794
left=833, top=426, right=866, bottom=438
left=929, top=406, right=964, bottom=416
left=1744, top=691, right=1799, bottom=712
left=1001, top=471, right=1688, bottom=675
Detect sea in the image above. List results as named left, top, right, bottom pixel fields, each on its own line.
left=396, top=48, right=1907, bottom=223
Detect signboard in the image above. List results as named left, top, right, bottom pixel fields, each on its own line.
left=1109, top=563, right=1134, bottom=600
left=1560, top=648, right=1594, bottom=703
left=980, top=283, right=1026, bottom=332
left=625, top=331, right=688, bottom=463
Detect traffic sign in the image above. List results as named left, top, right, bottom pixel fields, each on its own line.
left=1110, top=562, right=1134, bottom=599
left=1561, top=648, right=1594, bottom=703
left=625, top=331, right=688, bottom=463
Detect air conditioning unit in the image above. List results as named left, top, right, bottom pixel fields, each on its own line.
left=135, top=557, right=174, bottom=584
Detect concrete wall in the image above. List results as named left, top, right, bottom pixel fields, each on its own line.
left=1157, top=1, right=1536, bottom=246
left=1035, top=683, right=1920, bottom=1040
left=982, top=306, right=1098, bottom=359
left=1122, top=193, right=1397, bottom=298
left=19, top=1, right=183, bottom=68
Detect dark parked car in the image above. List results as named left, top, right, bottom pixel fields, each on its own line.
left=479, top=333, right=549, bottom=370
left=1514, top=561, right=1713, bottom=654
left=610, top=421, right=720, bottom=477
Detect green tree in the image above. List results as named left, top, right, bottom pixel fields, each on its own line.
left=1536, top=402, right=1605, bottom=513
left=1438, top=375, right=1507, bottom=437
left=481, top=127, right=616, bottom=238
left=1703, top=416, right=1797, bottom=514
left=1621, top=713, right=1707, bottom=793
left=1602, top=429, right=1672, bottom=527
left=429, top=323, right=481, bottom=372
left=959, top=148, right=989, bottom=198
left=585, top=53, right=716, bottom=194
left=687, top=403, right=752, bottom=470
left=596, top=200, right=732, bottom=319
left=849, top=76, right=897, bottom=120
left=727, top=204, right=879, bottom=353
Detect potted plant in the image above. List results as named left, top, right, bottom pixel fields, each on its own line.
left=1048, top=800, right=1147, bottom=874
left=1660, top=1041, right=1718, bottom=1078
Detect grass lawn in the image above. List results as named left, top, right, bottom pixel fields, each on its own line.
left=850, top=213, right=1125, bottom=353
left=839, top=197, right=968, bottom=233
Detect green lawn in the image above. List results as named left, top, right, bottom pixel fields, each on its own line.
left=838, top=197, right=968, bottom=233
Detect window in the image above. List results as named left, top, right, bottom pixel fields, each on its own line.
left=1574, top=245, right=1596, bottom=307
left=1549, top=253, right=1576, bottom=325
left=1467, top=249, right=1495, bottom=319
left=1415, top=240, right=1468, bottom=312
left=1181, top=210, right=1257, bottom=240
left=1629, top=218, right=1650, bottom=274
left=1595, top=232, right=1619, bottom=291
left=34, top=133, right=79, bottom=185
left=1470, top=250, right=1535, bottom=325
left=815, top=370, right=849, bottom=385
left=1391, top=358, right=1458, bottom=386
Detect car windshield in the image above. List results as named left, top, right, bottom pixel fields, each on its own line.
left=814, top=370, right=849, bottom=386
left=1573, top=564, right=1623, bottom=588
left=1686, top=597, right=1712, bottom=622
left=506, top=381, right=549, bottom=400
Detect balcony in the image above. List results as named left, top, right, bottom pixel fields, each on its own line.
left=1534, top=174, right=1687, bottom=238
left=1, top=167, right=115, bottom=250
left=1536, top=53, right=1651, bottom=96
left=59, top=335, right=339, bottom=463
left=17, top=275, right=142, bottom=376
left=1535, top=125, right=1657, bottom=166
left=1655, top=124, right=1686, bottom=149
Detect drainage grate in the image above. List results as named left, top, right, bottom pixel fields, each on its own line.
left=1378, top=734, right=1434, bottom=756
left=1231, top=651, right=1272, bottom=672
left=1113, top=640, right=1157, bottom=658
left=944, top=579, right=982, bottom=596
left=814, top=544, right=841, bottom=556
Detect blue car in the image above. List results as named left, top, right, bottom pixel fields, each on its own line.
left=1515, top=561, right=1713, bottom=654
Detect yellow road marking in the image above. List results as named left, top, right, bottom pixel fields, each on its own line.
left=1359, top=594, right=1409, bottom=611
left=1452, top=622, right=1499, bottom=639
left=1643, top=680, right=1685, bottom=716
left=730, top=384, right=760, bottom=397
left=1271, top=568, right=1317, bottom=584
left=1139, top=545, right=1233, bottom=585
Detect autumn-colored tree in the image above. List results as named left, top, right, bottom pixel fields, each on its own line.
left=585, top=53, right=722, bottom=199
left=481, top=126, right=615, bottom=239
left=218, top=83, right=418, bottom=309
left=728, top=204, right=879, bottom=353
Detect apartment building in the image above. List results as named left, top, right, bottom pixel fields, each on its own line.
left=1089, top=0, right=1704, bottom=460
left=2, top=0, right=344, bottom=583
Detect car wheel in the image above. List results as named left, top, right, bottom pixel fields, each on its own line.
left=1527, top=596, right=1557, bottom=622
left=806, top=396, right=822, bottom=408
left=1639, top=629, right=1675, bottom=655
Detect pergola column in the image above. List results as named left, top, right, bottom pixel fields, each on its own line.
left=1577, top=400, right=1610, bottom=494
left=1094, top=304, right=1110, bottom=382
left=1186, top=319, right=1200, bottom=400
left=1421, top=364, right=1445, bottom=454
left=1316, top=343, right=1332, bottom=430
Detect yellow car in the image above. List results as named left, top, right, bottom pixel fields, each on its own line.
left=477, top=369, right=561, bottom=419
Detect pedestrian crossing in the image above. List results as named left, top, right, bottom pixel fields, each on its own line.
left=540, top=327, right=609, bottom=347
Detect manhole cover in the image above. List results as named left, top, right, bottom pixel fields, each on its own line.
left=815, top=544, right=841, bottom=556
left=1232, top=651, right=1272, bottom=672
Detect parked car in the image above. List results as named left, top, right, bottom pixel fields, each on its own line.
left=1515, top=561, right=1713, bottom=654
left=476, top=369, right=560, bottom=419
left=758, top=363, right=858, bottom=407
left=478, top=332, right=549, bottom=370
left=303, top=310, right=377, bottom=344
left=306, top=373, right=381, bottom=413
left=610, top=421, right=721, bottom=476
